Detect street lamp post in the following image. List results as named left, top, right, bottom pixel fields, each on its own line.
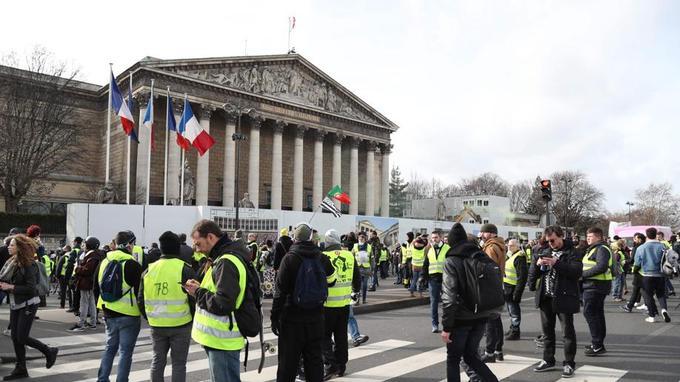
left=626, top=201, right=634, bottom=223
left=231, top=104, right=250, bottom=232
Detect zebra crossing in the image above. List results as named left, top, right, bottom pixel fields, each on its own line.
left=0, top=330, right=630, bottom=382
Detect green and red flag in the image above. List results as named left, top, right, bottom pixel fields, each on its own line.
left=327, top=185, right=351, bottom=205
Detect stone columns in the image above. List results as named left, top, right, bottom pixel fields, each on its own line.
left=381, top=144, right=391, bottom=217
left=271, top=121, right=285, bottom=210
left=134, top=94, right=150, bottom=204
left=332, top=134, right=343, bottom=209
left=247, top=116, right=263, bottom=208
left=167, top=101, right=182, bottom=203
left=365, top=141, right=376, bottom=216
left=349, top=137, right=359, bottom=216
left=312, top=129, right=326, bottom=208
left=196, top=105, right=214, bottom=206
left=293, top=125, right=307, bottom=211
left=222, top=111, right=237, bottom=207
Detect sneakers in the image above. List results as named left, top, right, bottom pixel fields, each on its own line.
left=494, top=351, right=504, bottom=361
left=3, top=365, right=28, bottom=381
left=620, top=305, right=632, bottom=313
left=67, top=324, right=84, bottom=332
left=505, top=330, right=520, bottom=341
left=533, top=360, right=556, bottom=372
left=584, top=345, right=607, bottom=356
left=85, top=323, right=97, bottom=330
left=352, top=335, right=369, bottom=347
left=635, top=304, right=648, bottom=310
left=562, top=364, right=575, bottom=378
left=46, top=347, right=58, bottom=369
left=323, top=365, right=338, bottom=381
left=2, top=329, right=10, bottom=337
left=662, top=309, right=671, bottom=323
left=645, top=316, right=657, bottom=323
left=431, top=326, right=439, bottom=333
left=480, top=352, right=496, bottom=363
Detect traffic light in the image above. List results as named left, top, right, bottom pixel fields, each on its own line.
left=540, top=179, right=552, bottom=201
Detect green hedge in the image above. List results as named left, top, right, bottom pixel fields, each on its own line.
left=0, top=213, right=66, bottom=235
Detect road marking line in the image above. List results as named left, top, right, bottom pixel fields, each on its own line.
left=334, top=346, right=445, bottom=382
left=37, top=329, right=152, bottom=347
left=241, top=339, right=414, bottom=381
left=436, top=355, right=540, bottom=382
left=556, top=365, right=627, bottom=382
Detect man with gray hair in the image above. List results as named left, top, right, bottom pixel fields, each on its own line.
left=503, top=239, right=528, bottom=341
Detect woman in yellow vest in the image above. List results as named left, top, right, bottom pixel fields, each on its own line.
left=139, top=231, right=196, bottom=382
left=352, top=232, right=372, bottom=304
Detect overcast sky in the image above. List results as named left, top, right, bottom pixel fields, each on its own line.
left=3, top=0, right=679, bottom=212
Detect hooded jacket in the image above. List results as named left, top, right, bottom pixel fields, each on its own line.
left=271, top=241, right=336, bottom=323
left=194, top=235, right=252, bottom=318
left=442, top=240, right=492, bottom=330
left=482, top=236, right=506, bottom=274
left=273, top=235, right=294, bottom=271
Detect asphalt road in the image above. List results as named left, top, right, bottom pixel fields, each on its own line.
left=0, top=278, right=679, bottom=381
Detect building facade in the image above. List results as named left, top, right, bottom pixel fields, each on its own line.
left=1, top=54, right=398, bottom=216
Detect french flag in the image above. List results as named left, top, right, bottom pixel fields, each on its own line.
left=178, top=98, right=215, bottom=156
left=110, top=71, right=135, bottom=135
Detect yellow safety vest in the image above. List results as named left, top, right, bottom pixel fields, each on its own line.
left=193, top=252, right=206, bottom=263
left=132, top=245, right=144, bottom=265
left=42, top=255, right=53, bottom=277
left=582, top=245, right=613, bottom=281
left=352, top=243, right=372, bottom=269
left=143, top=258, right=192, bottom=327
left=503, top=250, right=527, bottom=285
left=191, top=254, right=246, bottom=351
left=379, top=249, right=388, bottom=262
left=411, top=247, right=426, bottom=267
left=61, top=249, right=79, bottom=276
left=426, top=244, right=450, bottom=275
left=401, top=243, right=413, bottom=264
left=615, top=250, right=626, bottom=273
left=526, top=247, right=532, bottom=264
left=661, top=240, right=671, bottom=249
left=97, top=250, right=141, bottom=316
left=323, top=249, right=355, bottom=308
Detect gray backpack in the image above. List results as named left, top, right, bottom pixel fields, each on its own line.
left=35, top=261, right=50, bottom=296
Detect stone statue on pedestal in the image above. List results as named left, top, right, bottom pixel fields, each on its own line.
left=178, top=160, right=195, bottom=205
left=96, top=184, right=118, bottom=204
left=239, top=192, right=255, bottom=208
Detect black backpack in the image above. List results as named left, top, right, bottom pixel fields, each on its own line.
left=459, top=251, right=504, bottom=313
left=225, top=252, right=262, bottom=338
left=292, top=253, right=328, bottom=309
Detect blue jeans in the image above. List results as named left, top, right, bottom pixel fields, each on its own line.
left=205, top=347, right=241, bottom=382
left=98, top=315, right=141, bottom=382
left=612, top=273, right=625, bottom=299
left=348, top=305, right=360, bottom=340
left=409, top=269, right=422, bottom=292
left=446, top=321, right=498, bottom=382
left=429, top=278, right=442, bottom=327
left=371, top=267, right=379, bottom=288
left=360, top=275, right=368, bottom=303
left=506, top=300, right=521, bottom=331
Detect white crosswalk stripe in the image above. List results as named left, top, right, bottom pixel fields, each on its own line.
left=241, top=339, right=413, bottom=381
left=556, top=365, right=627, bottom=381
left=334, top=347, right=446, bottom=381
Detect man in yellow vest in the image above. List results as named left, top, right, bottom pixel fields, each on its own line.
left=322, top=229, right=360, bottom=379
left=503, top=239, right=528, bottom=341
left=582, top=227, right=612, bottom=356
left=399, top=232, right=415, bottom=287
left=128, top=230, right=146, bottom=270
left=183, top=219, right=252, bottom=382
left=423, top=231, right=449, bottom=333
left=96, top=231, right=143, bottom=382
left=408, top=236, right=428, bottom=298
left=352, top=232, right=372, bottom=304
left=139, top=231, right=196, bottom=382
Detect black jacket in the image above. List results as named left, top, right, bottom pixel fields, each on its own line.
left=194, top=236, right=251, bottom=318
left=9, top=261, right=40, bottom=307
left=528, top=240, right=583, bottom=314
left=504, top=250, right=528, bottom=302
left=581, top=243, right=613, bottom=294
left=273, top=235, right=293, bottom=271
left=146, top=247, right=162, bottom=265
left=442, top=241, right=492, bottom=330
left=138, top=253, right=196, bottom=325
left=272, top=241, right=336, bottom=323
left=0, top=245, right=9, bottom=272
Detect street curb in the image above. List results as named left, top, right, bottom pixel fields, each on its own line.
left=354, top=296, right=430, bottom=315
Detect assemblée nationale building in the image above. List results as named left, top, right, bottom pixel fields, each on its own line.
left=0, top=54, right=398, bottom=216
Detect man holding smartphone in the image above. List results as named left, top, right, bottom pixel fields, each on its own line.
left=528, top=225, right=583, bottom=378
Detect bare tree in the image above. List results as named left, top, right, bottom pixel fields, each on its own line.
left=405, top=172, right=429, bottom=200
left=458, top=172, right=510, bottom=197
left=549, top=170, right=604, bottom=233
left=509, top=181, right=533, bottom=213
left=634, top=183, right=680, bottom=228
left=0, top=47, right=82, bottom=212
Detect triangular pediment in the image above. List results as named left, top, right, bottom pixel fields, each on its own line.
left=141, top=54, right=397, bottom=129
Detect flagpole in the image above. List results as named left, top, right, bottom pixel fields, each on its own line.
left=105, top=63, right=113, bottom=185
left=308, top=204, right=321, bottom=226
left=180, top=94, right=186, bottom=206
left=146, top=79, right=154, bottom=205
left=126, top=71, right=133, bottom=205
left=287, top=18, right=291, bottom=53
left=163, top=87, right=170, bottom=206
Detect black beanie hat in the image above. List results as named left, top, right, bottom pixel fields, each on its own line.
left=448, top=223, right=468, bottom=247
left=159, top=231, right=181, bottom=255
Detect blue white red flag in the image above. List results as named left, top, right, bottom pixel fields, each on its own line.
left=178, top=98, right=215, bottom=156
left=110, top=70, right=135, bottom=136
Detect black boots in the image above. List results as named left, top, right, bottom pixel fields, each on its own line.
left=3, top=365, right=28, bottom=381
left=46, top=346, right=59, bottom=369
